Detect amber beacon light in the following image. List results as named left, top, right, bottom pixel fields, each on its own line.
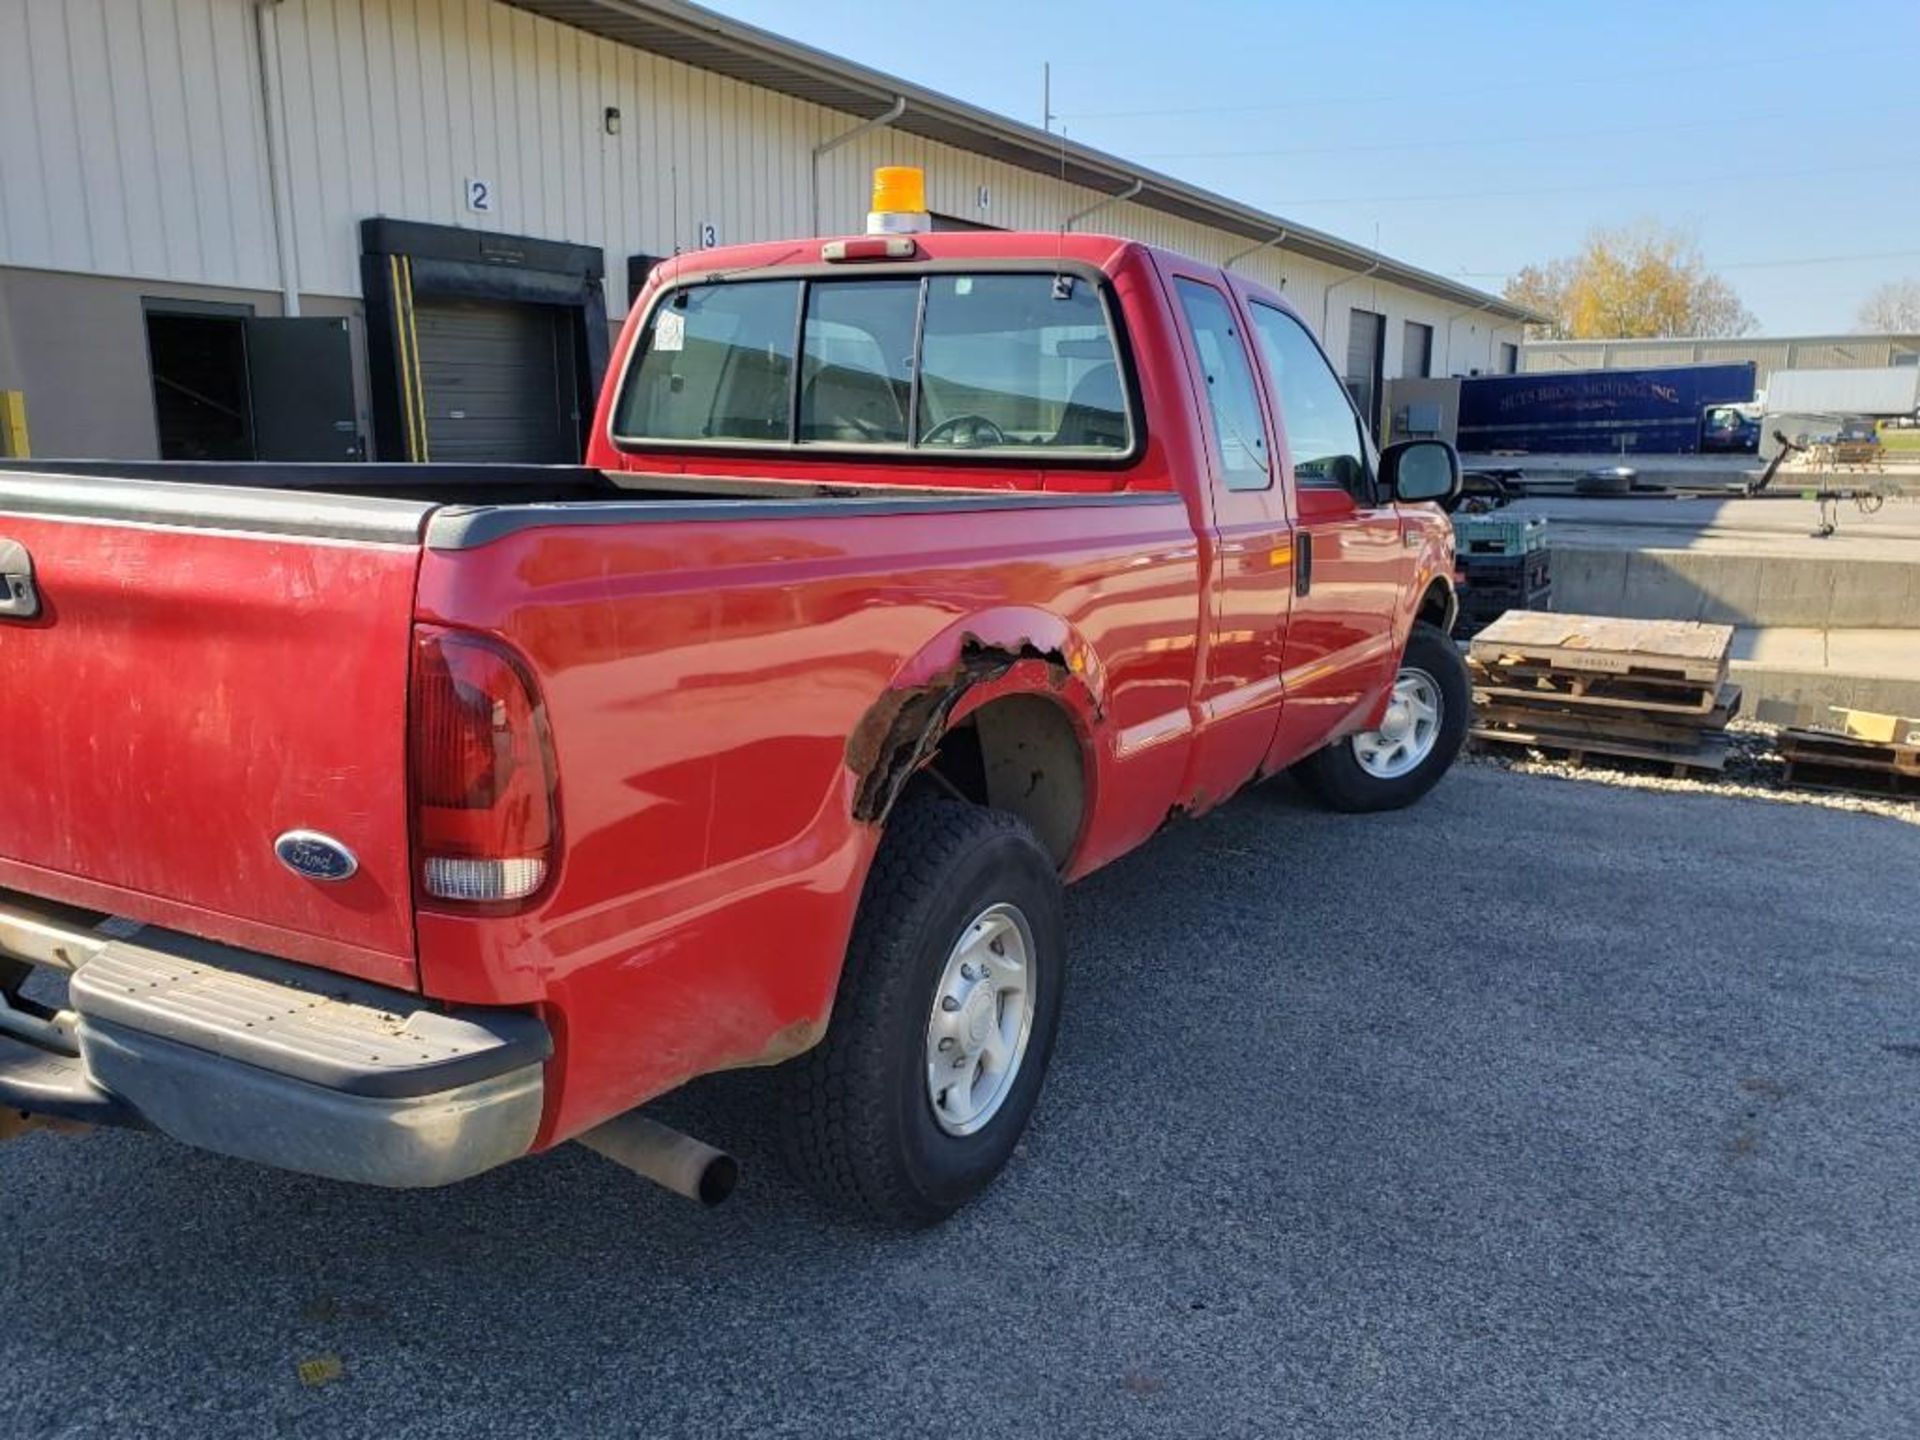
left=867, top=166, right=930, bottom=236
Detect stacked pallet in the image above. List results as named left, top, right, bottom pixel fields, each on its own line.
left=1468, top=612, right=1740, bottom=776
left=1452, top=512, right=1550, bottom=637
left=1780, top=708, right=1920, bottom=798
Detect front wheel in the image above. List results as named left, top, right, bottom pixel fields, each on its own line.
left=1292, top=621, right=1469, bottom=813
left=778, top=798, right=1065, bottom=1226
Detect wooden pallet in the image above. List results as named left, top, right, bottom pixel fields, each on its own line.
left=1471, top=723, right=1730, bottom=776
left=1781, top=757, right=1920, bottom=799
left=1467, top=615, right=1740, bottom=779
left=1475, top=692, right=1740, bottom=749
left=1779, top=728, right=1920, bottom=777
left=1827, top=707, right=1920, bottom=748
left=1469, top=663, right=1726, bottom=717
left=1470, top=612, right=1733, bottom=686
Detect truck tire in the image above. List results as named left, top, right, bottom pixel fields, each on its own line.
left=779, top=797, right=1065, bottom=1226
left=1292, top=621, right=1468, bottom=813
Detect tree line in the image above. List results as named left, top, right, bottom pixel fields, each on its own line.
left=1503, top=222, right=1918, bottom=339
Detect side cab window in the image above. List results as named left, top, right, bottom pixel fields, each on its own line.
left=1172, top=278, right=1272, bottom=492
left=1246, top=302, right=1378, bottom=506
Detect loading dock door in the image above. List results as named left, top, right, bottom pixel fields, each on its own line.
left=245, top=318, right=361, bottom=461
left=1344, top=308, right=1386, bottom=439
left=413, top=297, right=580, bottom=462
left=360, top=219, right=607, bottom=463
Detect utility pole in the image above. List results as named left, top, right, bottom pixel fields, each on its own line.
left=1042, top=61, right=1052, bottom=133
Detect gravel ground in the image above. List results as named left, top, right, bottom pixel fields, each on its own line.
left=5, top=763, right=1919, bottom=1439
left=1466, top=719, right=1920, bottom=827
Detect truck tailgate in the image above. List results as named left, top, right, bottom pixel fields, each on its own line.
left=0, top=478, right=432, bottom=988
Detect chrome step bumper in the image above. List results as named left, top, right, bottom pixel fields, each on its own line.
left=0, top=887, right=549, bottom=1188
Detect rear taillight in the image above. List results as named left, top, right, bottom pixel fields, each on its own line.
left=409, top=626, right=558, bottom=906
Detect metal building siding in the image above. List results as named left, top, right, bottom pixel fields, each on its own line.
left=0, top=0, right=279, bottom=289
left=1697, top=341, right=1791, bottom=371
left=1523, top=336, right=1920, bottom=388
left=1602, top=344, right=1680, bottom=369
left=0, top=0, right=1516, bottom=357
left=1788, top=342, right=1886, bottom=370
left=0, top=2, right=50, bottom=266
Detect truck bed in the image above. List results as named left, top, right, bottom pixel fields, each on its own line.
left=0, top=457, right=623, bottom=499
left=0, top=460, right=1178, bottom=992
left=0, top=460, right=1163, bottom=550
left=0, top=458, right=1116, bottom=506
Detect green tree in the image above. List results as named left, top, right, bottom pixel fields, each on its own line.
left=1505, top=223, right=1756, bottom=341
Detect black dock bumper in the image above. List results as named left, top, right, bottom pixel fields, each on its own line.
left=0, top=889, right=549, bottom=1188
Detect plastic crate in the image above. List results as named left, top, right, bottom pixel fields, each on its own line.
left=1460, top=548, right=1551, bottom=597
left=1451, top=512, right=1548, bottom=557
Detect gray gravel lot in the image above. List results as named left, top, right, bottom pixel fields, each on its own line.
left=5, top=765, right=1919, bottom=1439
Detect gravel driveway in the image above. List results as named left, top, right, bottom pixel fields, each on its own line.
left=5, top=765, right=1917, bottom=1439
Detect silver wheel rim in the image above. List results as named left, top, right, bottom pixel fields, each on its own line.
left=925, top=902, right=1037, bottom=1137
left=1351, top=666, right=1443, bottom=780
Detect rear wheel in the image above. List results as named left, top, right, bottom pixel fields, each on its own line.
left=779, top=798, right=1065, bottom=1226
left=1293, top=621, right=1468, bottom=812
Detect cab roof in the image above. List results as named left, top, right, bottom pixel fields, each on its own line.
left=648, top=231, right=1161, bottom=289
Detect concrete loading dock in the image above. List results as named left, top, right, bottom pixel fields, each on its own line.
left=1490, top=495, right=1920, bottom=723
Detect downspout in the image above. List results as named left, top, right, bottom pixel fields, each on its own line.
left=1223, top=228, right=1287, bottom=272
left=253, top=0, right=301, bottom=317
left=1064, top=178, right=1144, bottom=232
left=1319, top=254, right=1384, bottom=343
left=811, top=96, right=907, bottom=234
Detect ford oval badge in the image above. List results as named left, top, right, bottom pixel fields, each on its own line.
left=274, top=830, right=359, bottom=883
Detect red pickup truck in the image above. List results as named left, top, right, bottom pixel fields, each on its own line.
left=0, top=220, right=1464, bottom=1225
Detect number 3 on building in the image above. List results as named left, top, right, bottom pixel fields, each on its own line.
left=466, top=178, right=493, bottom=214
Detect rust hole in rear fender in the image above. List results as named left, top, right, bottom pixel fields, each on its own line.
left=845, top=636, right=1071, bottom=824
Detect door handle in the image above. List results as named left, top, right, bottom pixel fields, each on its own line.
left=1294, top=530, right=1314, bottom=597
left=0, top=538, right=37, bottom=619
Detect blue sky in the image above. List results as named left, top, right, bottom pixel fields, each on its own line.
left=708, top=0, right=1920, bottom=334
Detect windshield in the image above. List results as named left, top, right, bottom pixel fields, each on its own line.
left=612, top=272, right=1133, bottom=456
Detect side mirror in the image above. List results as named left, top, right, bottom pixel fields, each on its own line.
left=1380, top=439, right=1461, bottom=506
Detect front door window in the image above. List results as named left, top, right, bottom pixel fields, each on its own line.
left=1246, top=302, right=1373, bottom=503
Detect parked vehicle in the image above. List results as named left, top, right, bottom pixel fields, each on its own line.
left=0, top=181, right=1465, bottom=1224
left=1702, top=402, right=1762, bottom=454
left=1758, top=368, right=1920, bottom=461
left=1456, top=362, right=1757, bottom=455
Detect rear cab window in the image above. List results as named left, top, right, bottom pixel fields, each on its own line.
left=613, top=279, right=799, bottom=444
left=613, top=271, right=1134, bottom=458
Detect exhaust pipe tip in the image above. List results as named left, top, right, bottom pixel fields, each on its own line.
left=694, top=1150, right=740, bottom=1207
left=578, top=1113, right=739, bottom=1207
